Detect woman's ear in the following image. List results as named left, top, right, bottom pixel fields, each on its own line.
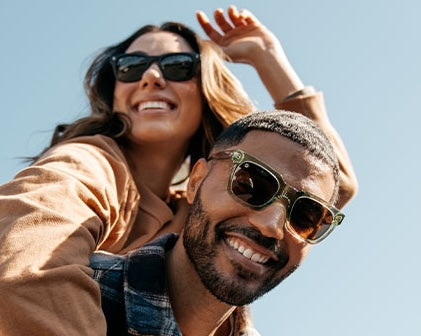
left=186, top=158, right=209, bottom=204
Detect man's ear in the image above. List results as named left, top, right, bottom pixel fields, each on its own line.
left=186, top=158, right=209, bottom=205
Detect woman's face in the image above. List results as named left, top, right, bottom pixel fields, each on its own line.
left=113, top=31, right=203, bottom=146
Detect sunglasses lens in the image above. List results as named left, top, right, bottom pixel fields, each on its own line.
left=115, top=55, right=148, bottom=82
left=231, top=162, right=279, bottom=207
left=289, top=197, right=334, bottom=242
left=160, top=54, right=196, bottom=81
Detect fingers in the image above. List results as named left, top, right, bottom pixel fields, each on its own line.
left=235, top=7, right=260, bottom=26
left=196, top=10, right=212, bottom=36
left=214, top=8, right=235, bottom=33
left=214, top=6, right=260, bottom=32
left=227, top=6, right=245, bottom=26
left=196, top=10, right=223, bottom=42
left=196, top=6, right=261, bottom=42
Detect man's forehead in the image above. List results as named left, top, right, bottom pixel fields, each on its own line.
left=224, top=131, right=306, bottom=169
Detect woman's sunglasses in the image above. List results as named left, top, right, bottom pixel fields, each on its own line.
left=209, top=150, right=345, bottom=244
left=110, top=52, right=200, bottom=82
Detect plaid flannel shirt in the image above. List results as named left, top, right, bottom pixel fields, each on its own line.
left=90, top=233, right=260, bottom=336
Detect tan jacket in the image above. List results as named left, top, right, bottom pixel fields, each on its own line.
left=0, top=92, right=351, bottom=335
left=0, top=134, right=186, bottom=335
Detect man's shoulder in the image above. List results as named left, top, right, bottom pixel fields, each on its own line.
left=91, top=233, right=178, bottom=268
left=91, top=233, right=181, bottom=336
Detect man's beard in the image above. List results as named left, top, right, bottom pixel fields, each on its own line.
left=183, top=188, right=299, bottom=306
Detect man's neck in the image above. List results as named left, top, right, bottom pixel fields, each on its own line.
left=166, top=240, right=236, bottom=336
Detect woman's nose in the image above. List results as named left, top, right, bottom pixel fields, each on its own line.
left=247, top=201, right=287, bottom=240
left=137, top=63, right=166, bottom=89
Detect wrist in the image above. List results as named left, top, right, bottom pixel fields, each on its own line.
left=282, top=86, right=315, bottom=102
left=254, top=50, right=304, bottom=100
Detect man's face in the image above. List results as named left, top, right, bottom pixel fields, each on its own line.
left=183, top=130, right=336, bottom=306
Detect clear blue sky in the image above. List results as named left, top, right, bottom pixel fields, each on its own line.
left=1, top=1, right=420, bottom=335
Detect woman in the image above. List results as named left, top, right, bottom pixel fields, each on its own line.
left=0, top=6, right=357, bottom=336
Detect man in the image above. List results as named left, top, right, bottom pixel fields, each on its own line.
left=90, top=110, right=346, bottom=335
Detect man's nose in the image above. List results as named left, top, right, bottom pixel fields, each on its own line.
left=248, top=200, right=287, bottom=240
left=138, top=63, right=166, bottom=88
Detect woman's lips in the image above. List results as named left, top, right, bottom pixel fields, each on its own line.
left=135, top=100, right=176, bottom=113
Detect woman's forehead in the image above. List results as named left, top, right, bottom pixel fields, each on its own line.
left=126, top=31, right=193, bottom=54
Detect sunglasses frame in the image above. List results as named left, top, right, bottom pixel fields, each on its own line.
left=209, top=149, right=345, bottom=244
left=110, top=52, right=200, bottom=82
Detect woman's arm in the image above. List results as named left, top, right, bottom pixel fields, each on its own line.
left=197, top=6, right=358, bottom=207
left=0, top=137, right=138, bottom=335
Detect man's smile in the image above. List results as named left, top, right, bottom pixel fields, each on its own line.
left=226, top=236, right=270, bottom=264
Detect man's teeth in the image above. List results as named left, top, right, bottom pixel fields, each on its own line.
left=138, top=101, right=169, bottom=111
left=227, top=238, right=269, bottom=264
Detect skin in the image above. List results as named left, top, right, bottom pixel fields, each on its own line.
left=112, top=31, right=203, bottom=198
left=166, top=130, right=336, bottom=336
left=113, top=31, right=202, bottom=145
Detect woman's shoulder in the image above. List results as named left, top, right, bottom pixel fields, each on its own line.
left=38, top=135, right=126, bottom=167
left=34, top=135, right=133, bottom=186
left=60, top=135, right=124, bottom=157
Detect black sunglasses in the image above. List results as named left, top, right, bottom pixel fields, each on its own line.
left=110, top=52, right=200, bottom=82
left=209, top=150, right=345, bottom=244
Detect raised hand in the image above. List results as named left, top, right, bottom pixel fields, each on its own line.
left=197, top=5, right=303, bottom=100
left=196, top=5, right=282, bottom=66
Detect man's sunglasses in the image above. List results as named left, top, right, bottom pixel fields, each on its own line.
left=209, top=150, right=345, bottom=244
left=110, top=52, right=200, bottom=82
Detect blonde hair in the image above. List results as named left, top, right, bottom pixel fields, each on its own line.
left=199, top=39, right=255, bottom=126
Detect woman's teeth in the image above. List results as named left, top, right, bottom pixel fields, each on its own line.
left=137, top=101, right=169, bottom=111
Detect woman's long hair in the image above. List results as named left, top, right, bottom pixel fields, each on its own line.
left=32, top=22, right=255, bottom=167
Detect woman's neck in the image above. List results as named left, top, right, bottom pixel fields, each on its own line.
left=121, top=140, right=189, bottom=199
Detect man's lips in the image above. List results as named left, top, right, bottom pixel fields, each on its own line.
left=226, top=236, right=271, bottom=264
left=225, top=232, right=279, bottom=266
left=216, top=222, right=289, bottom=270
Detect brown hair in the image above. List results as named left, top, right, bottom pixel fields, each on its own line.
left=33, top=22, right=255, bottom=166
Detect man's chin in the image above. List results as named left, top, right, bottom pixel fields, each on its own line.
left=204, top=261, right=301, bottom=306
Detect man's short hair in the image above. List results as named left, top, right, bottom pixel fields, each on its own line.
left=213, top=110, right=340, bottom=203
